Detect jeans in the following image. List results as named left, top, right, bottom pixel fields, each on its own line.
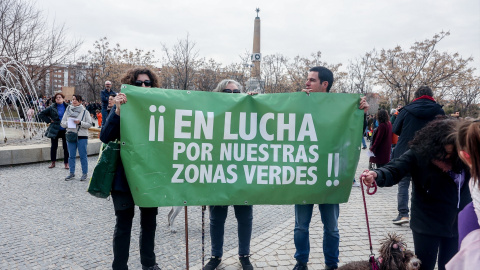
left=294, top=204, right=339, bottom=267
left=67, top=138, right=88, bottom=175
left=50, top=129, right=69, bottom=163
left=361, top=136, right=367, bottom=148
left=112, top=207, right=158, bottom=270
left=397, top=176, right=411, bottom=217
left=412, top=230, right=457, bottom=270
left=209, top=205, right=253, bottom=257
left=102, top=108, right=108, bottom=127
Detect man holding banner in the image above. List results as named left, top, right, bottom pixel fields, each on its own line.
left=293, top=66, right=369, bottom=270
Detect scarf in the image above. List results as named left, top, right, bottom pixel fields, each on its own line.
left=66, top=104, right=85, bottom=119
left=412, top=95, right=436, bottom=103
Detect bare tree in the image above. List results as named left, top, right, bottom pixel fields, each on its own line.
left=194, top=58, right=222, bottom=91
left=161, top=34, right=200, bottom=90
left=262, top=54, right=290, bottom=93
left=77, top=37, right=157, bottom=101
left=372, top=31, right=474, bottom=105
left=0, top=0, right=82, bottom=92
left=345, top=53, right=375, bottom=94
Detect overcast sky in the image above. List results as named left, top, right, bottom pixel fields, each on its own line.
left=36, top=0, right=480, bottom=74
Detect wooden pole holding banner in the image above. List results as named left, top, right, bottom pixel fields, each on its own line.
left=185, top=206, right=189, bottom=270
left=202, top=205, right=206, bottom=268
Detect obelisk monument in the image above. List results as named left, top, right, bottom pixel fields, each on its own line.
left=246, top=8, right=265, bottom=93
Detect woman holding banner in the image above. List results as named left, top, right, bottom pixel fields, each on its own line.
left=204, top=79, right=254, bottom=270
left=100, top=67, right=161, bottom=270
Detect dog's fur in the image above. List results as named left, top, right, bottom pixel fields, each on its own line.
left=338, top=233, right=421, bottom=270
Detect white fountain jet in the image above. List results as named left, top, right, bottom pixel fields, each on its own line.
left=0, top=57, right=47, bottom=143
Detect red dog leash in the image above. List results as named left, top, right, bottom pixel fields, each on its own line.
left=360, top=169, right=379, bottom=270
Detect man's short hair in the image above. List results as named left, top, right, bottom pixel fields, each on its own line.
left=414, top=86, right=433, bottom=98
left=105, top=81, right=112, bottom=85
left=309, top=66, right=334, bottom=92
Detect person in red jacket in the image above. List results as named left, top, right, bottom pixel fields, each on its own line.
left=369, top=109, right=393, bottom=168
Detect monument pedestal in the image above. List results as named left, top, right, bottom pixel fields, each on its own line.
left=246, top=77, right=265, bottom=93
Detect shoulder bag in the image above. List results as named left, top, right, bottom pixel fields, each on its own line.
left=66, top=110, right=86, bottom=142
left=87, top=140, right=120, bottom=198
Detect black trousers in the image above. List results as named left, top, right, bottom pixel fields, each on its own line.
left=50, top=129, right=69, bottom=163
left=412, top=230, right=458, bottom=270
left=112, top=206, right=158, bottom=270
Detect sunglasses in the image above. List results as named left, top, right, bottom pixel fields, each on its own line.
left=135, top=80, right=152, bottom=87
left=222, top=89, right=240, bottom=93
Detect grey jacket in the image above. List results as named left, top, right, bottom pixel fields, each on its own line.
left=60, top=105, right=93, bottom=136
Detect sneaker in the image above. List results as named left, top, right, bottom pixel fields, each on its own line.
left=293, top=261, right=308, bottom=270
left=362, top=146, right=367, bottom=149
left=393, top=216, right=409, bottom=225
left=65, top=173, right=75, bottom=181
left=142, top=264, right=161, bottom=270
left=204, top=256, right=221, bottom=270
left=80, top=174, right=88, bottom=181
left=352, top=181, right=360, bottom=187
left=239, top=255, right=253, bottom=270
left=324, top=266, right=338, bottom=270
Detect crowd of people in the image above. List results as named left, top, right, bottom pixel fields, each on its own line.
left=360, top=89, right=480, bottom=269
left=30, top=65, right=480, bottom=270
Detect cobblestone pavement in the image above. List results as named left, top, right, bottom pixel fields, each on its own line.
left=0, top=146, right=415, bottom=270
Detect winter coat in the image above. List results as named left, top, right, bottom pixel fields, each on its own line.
left=392, top=98, right=444, bottom=159
left=60, top=105, right=93, bottom=136
left=374, top=150, right=471, bottom=238
left=369, top=122, right=392, bottom=165
left=100, top=107, right=134, bottom=210
left=38, top=102, right=69, bottom=138
left=101, top=89, right=116, bottom=110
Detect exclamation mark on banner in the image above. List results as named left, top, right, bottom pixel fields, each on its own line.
left=149, top=105, right=156, bottom=141
left=157, top=105, right=166, bottom=141
left=327, top=153, right=340, bottom=187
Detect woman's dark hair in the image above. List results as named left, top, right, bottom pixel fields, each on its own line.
left=121, top=67, right=160, bottom=88
left=73, top=94, right=83, bottom=102
left=409, top=116, right=457, bottom=162
left=54, top=92, right=65, bottom=99
left=377, top=109, right=389, bottom=124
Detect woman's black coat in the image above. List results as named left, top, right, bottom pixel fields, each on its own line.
left=374, top=150, right=471, bottom=238
left=38, top=102, right=69, bottom=138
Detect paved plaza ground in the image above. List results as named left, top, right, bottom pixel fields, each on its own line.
left=0, top=145, right=415, bottom=270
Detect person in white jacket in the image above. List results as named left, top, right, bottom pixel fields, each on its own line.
left=61, top=94, right=93, bottom=181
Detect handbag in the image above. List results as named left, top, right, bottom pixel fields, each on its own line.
left=65, top=111, right=86, bottom=142
left=65, top=131, right=78, bottom=142
left=87, top=140, right=120, bottom=198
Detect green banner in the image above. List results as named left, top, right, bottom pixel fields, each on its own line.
left=120, top=85, right=363, bottom=207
